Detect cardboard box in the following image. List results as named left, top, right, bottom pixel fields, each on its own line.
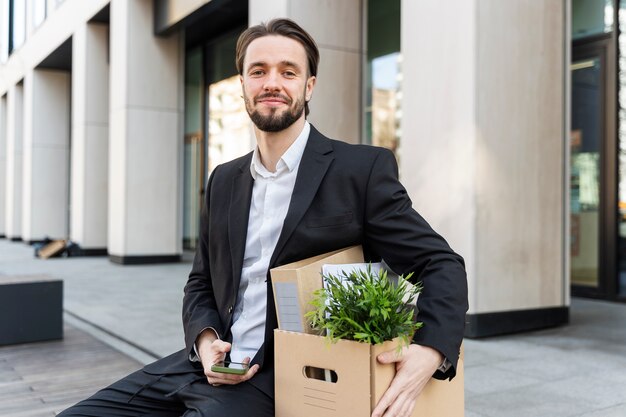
left=38, top=240, right=66, bottom=259
left=274, top=330, right=464, bottom=417
left=271, top=247, right=464, bottom=416
left=271, top=245, right=364, bottom=334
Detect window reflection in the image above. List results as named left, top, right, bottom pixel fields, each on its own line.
left=183, top=48, right=204, bottom=250
left=570, top=58, right=602, bottom=288
left=1, top=1, right=9, bottom=62
left=370, top=53, right=401, bottom=154
left=572, top=0, right=614, bottom=40
left=207, top=75, right=254, bottom=173
left=366, top=0, right=401, bottom=158
left=12, top=0, right=26, bottom=51
left=33, top=0, right=47, bottom=29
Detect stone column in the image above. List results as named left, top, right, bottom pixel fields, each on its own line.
left=0, top=95, right=6, bottom=237
left=248, top=0, right=363, bottom=143
left=70, top=22, right=109, bottom=253
left=22, top=69, right=71, bottom=243
left=108, top=0, right=182, bottom=263
left=401, top=0, right=567, bottom=336
left=5, top=83, right=24, bottom=241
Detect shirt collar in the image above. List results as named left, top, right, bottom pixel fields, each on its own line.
left=250, top=121, right=311, bottom=180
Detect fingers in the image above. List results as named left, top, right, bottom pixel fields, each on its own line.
left=372, top=383, right=419, bottom=417
left=211, top=339, right=232, bottom=354
left=377, top=346, right=405, bottom=364
left=372, top=345, right=440, bottom=417
left=206, top=363, right=260, bottom=386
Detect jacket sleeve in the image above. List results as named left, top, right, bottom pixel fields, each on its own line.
left=182, top=167, right=224, bottom=359
left=363, top=148, right=468, bottom=380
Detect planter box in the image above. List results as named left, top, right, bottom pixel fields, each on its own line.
left=0, top=275, right=63, bottom=345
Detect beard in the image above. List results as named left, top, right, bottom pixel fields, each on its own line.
left=244, top=90, right=306, bottom=132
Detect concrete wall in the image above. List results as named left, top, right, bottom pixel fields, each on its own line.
left=108, top=0, right=183, bottom=260
left=402, top=0, right=566, bottom=319
left=5, top=84, right=23, bottom=240
left=249, top=0, right=363, bottom=143
left=22, top=69, right=71, bottom=242
left=71, top=22, right=109, bottom=249
left=475, top=0, right=565, bottom=312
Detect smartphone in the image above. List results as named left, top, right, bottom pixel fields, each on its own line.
left=210, top=360, right=250, bottom=375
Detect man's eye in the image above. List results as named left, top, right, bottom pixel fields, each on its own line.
left=284, top=71, right=296, bottom=77
left=251, top=70, right=264, bottom=76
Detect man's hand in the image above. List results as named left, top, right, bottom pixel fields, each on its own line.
left=371, top=344, right=443, bottom=417
left=196, top=329, right=259, bottom=386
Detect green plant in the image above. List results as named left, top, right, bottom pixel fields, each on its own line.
left=305, top=265, right=423, bottom=346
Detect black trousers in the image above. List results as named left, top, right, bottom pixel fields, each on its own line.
left=57, top=368, right=274, bottom=417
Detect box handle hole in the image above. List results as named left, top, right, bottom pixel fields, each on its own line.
left=302, top=366, right=338, bottom=383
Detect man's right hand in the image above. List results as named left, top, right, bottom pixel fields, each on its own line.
left=196, top=329, right=259, bottom=386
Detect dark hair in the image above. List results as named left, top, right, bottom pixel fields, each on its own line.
left=236, top=18, right=320, bottom=116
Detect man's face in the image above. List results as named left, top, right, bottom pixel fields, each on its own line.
left=240, top=35, right=316, bottom=132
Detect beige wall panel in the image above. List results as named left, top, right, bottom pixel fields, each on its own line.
left=109, top=0, right=182, bottom=257
left=71, top=23, right=109, bottom=248
left=123, top=108, right=180, bottom=255
left=288, top=0, right=361, bottom=51
left=81, top=126, right=109, bottom=247
left=124, top=3, right=179, bottom=111
left=248, top=0, right=289, bottom=25
left=308, top=48, right=360, bottom=144
left=4, top=84, right=23, bottom=239
left=401, top=0, right=478, bottom=310
left=108, top=108, right=128, bottom=253
left=475, top=0, right=565, bottom=312
left=22, top=69, right=70, bottom=241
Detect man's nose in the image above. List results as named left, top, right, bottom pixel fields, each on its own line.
left=263, top=70, right=281, bottom=91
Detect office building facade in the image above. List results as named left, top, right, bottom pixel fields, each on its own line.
left=1, top=0, right=596, bottom=337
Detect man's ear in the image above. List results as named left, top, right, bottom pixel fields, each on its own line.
left=305, top=76, right=316, bottom=102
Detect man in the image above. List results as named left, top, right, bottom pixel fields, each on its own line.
left=60, top=18, right=467, bottom=417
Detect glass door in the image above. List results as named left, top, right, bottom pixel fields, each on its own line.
left=571, top=37, right=618, bottom=298
left=571, top=55, right=603, bottom=289
left=183, top=47, right=205, bottom=250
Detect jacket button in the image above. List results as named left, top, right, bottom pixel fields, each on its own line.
left=228, top=305, right=233, bottom=314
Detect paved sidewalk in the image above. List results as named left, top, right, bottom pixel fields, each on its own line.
left=1, top=239, right=626, bottom=416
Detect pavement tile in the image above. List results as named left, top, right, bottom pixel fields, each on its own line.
left=466, top=382, right=598, bottom=417
left=576, top=403, right=626, bottom=417
left=464, top=365, right=543, bottom=396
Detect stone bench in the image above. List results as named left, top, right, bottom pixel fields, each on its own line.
left=0, top=275, right=63, bottom=345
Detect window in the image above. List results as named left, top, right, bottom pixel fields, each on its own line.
left=11, top=0, right=26, bottom=51
left=33, top=0, right=47, bottom=29
left=365, top=0, right=401, bottom=156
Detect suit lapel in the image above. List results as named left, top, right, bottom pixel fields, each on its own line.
left=228, top=154, right=254, bottom=292
left=269, top=126, right=334, bottom=267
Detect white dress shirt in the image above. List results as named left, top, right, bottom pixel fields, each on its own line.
left=228, top=122, right=311, bottom=363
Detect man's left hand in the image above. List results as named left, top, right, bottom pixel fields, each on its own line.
left=371, top=344, right=443, bottom=417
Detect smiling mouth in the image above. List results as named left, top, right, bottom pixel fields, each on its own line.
left=255, top=94, right=290, bottom=106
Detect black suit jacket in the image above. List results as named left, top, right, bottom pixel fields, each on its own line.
left=144, top=125, right=468, bottom=398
